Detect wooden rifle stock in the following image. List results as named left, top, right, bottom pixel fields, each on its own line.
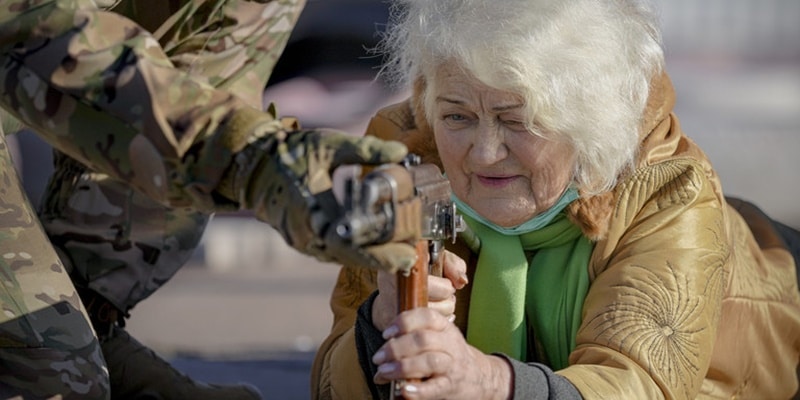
left=397, top=241, right=430, bottom=311
left=392, top=239, right=450, bottom=399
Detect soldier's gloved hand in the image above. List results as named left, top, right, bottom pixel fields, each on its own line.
left=230, top=124, right=417, bottom=273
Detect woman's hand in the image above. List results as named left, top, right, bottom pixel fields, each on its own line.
left=372, top=308, right=513, bottom=400
left=372, top=251, right=469, bottom=332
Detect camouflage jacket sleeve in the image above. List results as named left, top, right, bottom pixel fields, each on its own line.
left=0, top=0, right=301, bottom=211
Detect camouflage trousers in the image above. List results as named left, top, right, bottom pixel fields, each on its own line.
left=0, top=137, right=110, bottom=399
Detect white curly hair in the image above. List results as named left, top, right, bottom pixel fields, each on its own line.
left=378, top=0, right=665, bottom=194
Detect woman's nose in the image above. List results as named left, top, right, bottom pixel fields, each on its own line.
left=468, top=121, right=508, bottom=166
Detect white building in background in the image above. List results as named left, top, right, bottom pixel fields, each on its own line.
left=655, top=0, right=800, bottom=60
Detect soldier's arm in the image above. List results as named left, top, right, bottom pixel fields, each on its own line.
left=0, top=0, right=295, bottom=210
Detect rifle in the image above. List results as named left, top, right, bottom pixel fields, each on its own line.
left=335, top=154, right=465, bottom=398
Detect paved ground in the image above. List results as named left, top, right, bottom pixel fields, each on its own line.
left=168, top=352, right=317, bottom=399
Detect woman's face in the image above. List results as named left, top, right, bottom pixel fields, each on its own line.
left=431, top=64, right=576, bottom=227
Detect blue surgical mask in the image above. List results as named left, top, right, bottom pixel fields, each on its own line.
left=452, top=186, right=579, bottom=235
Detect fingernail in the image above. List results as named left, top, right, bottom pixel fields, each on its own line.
left=382, top=325, right=399, bottom=339
left=372, top=350, right=386, bottom=364
left=459, top=271, right=469, bottom=284
left=377, top=363, right=396, bottom=374
left=448, top=314, right=456, bottom=323
left=404, top=384, right=418, bottom=393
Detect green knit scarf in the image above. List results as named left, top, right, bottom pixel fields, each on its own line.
left=464, top=212, right=593, bottom=370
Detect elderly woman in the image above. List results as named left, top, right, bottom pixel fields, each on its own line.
left=311, top=0, right=800, bottom=398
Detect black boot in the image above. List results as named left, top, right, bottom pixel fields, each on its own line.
left=101, top=325, right=262, bottom=400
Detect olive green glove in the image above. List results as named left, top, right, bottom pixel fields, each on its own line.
left=228, top=126, right=417, bottom=273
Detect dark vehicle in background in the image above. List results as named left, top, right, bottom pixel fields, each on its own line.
left=261, top=0, right=401, bottom=132
left=268, top=0, right=392, bottom=87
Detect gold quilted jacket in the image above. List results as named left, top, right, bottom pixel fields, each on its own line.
left=311, top=74, right=800, bottom=399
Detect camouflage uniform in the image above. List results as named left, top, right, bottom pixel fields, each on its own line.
left=38, top=0, right=299, bottom=321
left=0, top=0, right=411, bottom=398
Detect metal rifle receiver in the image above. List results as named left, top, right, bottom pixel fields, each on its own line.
left=335, top=154, right=465, bottom=274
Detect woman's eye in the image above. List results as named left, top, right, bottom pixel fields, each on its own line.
left=444, top=114, right=466, bottom=122
left=503, top=119, right=528, bottom=131
left=442, top=114, right=472, bottom=128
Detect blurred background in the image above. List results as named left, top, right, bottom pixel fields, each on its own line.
left=6, top=0, right=799, bottom=398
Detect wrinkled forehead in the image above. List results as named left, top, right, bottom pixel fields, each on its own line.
left=430, top=60, right=521, bottom=91
left=426, top=61, right=525, bottom=110
left=431, top=63, right=485, bottom=97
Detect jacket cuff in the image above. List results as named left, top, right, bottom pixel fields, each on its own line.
left=354, top=291, right=392, bottom=399
left=494, top=354, right=584, bottom=399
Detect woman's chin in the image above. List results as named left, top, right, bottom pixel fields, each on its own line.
left=473, top=206, right=535, bottom=228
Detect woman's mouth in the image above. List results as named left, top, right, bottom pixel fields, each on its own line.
left=476, top=175, right=518, bottom=188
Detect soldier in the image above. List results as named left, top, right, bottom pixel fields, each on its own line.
left=0, top=1, right=415, bottom=399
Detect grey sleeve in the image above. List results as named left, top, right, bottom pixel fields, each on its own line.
left=495, top=354, right=584, bottom=399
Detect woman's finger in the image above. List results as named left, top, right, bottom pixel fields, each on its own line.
left=442, top=250, right=468, bottom=289
left=374, top=349, right=452, bottom=383
left=425, top=298, right=456, bottom=320
left=381, top=307, right=452, bottom=340
left=427, top=275, right=456, bottom=302
left=394, top=374, right=452, bottom=400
